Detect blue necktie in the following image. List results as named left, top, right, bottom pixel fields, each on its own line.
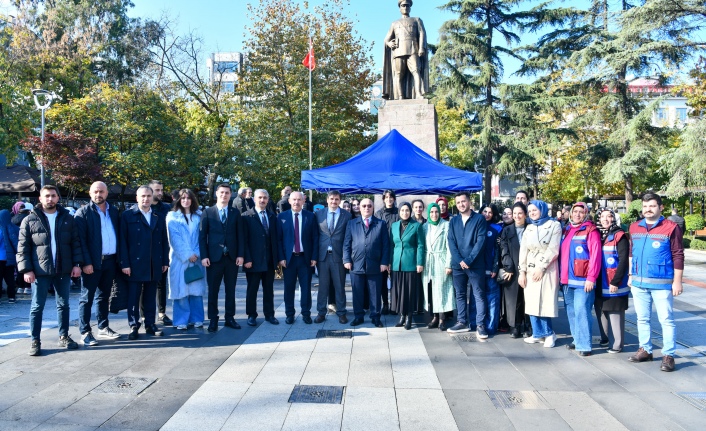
left=220, top=208, right=226, bottom=224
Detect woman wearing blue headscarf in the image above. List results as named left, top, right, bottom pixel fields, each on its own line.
left=518, top=200, right=562, bottom=348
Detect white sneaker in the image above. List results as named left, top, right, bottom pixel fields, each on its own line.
left=544, top=333, right=556, bottom=348
left=177, top=325, right=187, bottom=330
left=25, top=288, right=31, bottom=295
left=19, top=288, right=26, bottom=294
left=524, top=336, right=545, bottom=344
left=194, top=322, right=203, bottom=328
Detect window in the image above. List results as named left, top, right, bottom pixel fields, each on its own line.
left=676, top=108, right=688, bottom=123
left=216, top=61, right=239, bottom=73
left=221, top=82, right=235, bottom=93
left=656, top=108, right=667, bottom=122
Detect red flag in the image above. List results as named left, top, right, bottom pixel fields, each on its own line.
left=302, top=39, right=316, bottom=71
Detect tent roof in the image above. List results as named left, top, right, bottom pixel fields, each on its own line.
left=301, top=129, right=482, bottom=195
left=0, top=165, right=41, bottom=194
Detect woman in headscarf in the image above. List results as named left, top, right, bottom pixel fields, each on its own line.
left=560, top=202, right=601, bottom=356
left=480, top=204, right=502, bottom=335
left=519, top=200, right=562, bottom=348
left=341, top=200, right=351, bottom=213
left=436, top=197, right=450, bottom=221
left=422, top=203, right=455, bottom=330
left=499, top=202, right=529, bottom=338
left=389, top=202, right=425, bottom=330
left=595, top=208, right=629, bottom=353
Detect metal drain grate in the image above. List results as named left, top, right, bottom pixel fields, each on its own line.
left=288, top=385, right=344, bottom=404
left=91, top=377, right=156, bottom=395
left=487, top=390, right=549, bottom=410
left=316, top=330, right=352, bottom=339
left=675, top=392, right=706, bottom=410
left=451, top=334, right=476, bottom=342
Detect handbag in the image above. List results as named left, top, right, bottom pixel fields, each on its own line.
left=497, top=268, right=511, bottom=285
left=184, top=263, right=204, bottom=284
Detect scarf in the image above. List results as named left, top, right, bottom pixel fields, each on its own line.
left=11, top=201, right=24, bottom=215
left=528, top=200, right=551, bottom=226
left=436, top=197, right=449, bottom=220
left=399, top=202, right=412, bottom=233
left=597, top=207, right=621, bottom=241
left=570, top=202, right=589, bottom=227
left=427, top=202, right=440, bottom=225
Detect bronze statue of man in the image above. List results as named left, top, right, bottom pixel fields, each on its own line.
left=382, top=0, right=429, bottom=100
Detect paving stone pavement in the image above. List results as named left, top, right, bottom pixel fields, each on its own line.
left=0, top=252, right=704, bottom=430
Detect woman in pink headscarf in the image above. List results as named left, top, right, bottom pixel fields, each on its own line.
left=436, top=197, right=450, bottom=221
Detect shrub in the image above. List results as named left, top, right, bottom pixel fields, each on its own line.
left=690, top=238, right=706, bottom=250
left=0, top=196, right=16, bottom=211
left=683, top=236, right=692, bottom=249
left=684, top=214, right=705, bottom=232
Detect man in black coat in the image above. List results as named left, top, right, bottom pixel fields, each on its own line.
left=276, top=186, right=292, bottom=214
left=232, top=187, right=255, bottom=214
left=120, top=185, right=170, bottom=340
left=374, top=189, right=400, bottom=314
left=343, top=198, right=389, bottom=327
left=277, top=191, right=319, bottom=324
left=75, top=181, right=121, bottom=346
left=145, top=179, right=173, bottom=326
left=18, top=185, right=83, bottom=356
left=242, top=189, right=279, bottom=326
left=199, top=184, right=245, bottom=332
left=314, top=190, right=352, bottom=324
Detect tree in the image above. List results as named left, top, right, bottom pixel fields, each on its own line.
left=235, top=0, right=376, bottom=193
left=20, top=132, right=100, bottom=199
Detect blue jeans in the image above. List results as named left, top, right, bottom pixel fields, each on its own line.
left=563, top=285, right=595, bottom=352
left=173, top=295, right=205, bottom=326
left=452, top=268, right=486, bottom=327
left=529, top=315, right=554, bottom=338
left=632, top=286, right=676, bottom=356
left=30, top=275, right=71, bottom=341
left=484, top=276, right=501, bottom=334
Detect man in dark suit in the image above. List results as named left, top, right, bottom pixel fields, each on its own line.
left=232, top=187, right=255, bottom=214
left=277, top=191, right=319, bottom=324
left=242, top=189, right=279, bottom=326
left=199, top=184, right=245, bottom=332
left=120, top=185, right=170, bottom=340
left=314, top=190, right=351, bottom=324
left=146, top=179, right=173, bottom=326
left=343, top=198, right=390, bottom=327
left=75, top=181, right=121, bottom=346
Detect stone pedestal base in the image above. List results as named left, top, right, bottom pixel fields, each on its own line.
left=375, top=99, right=441, bottom=212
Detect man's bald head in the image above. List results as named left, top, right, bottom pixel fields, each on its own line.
left=90, top=181, right=108, bottom=206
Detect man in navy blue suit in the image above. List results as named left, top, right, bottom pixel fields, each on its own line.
left=277, top=191, right=319, bottom=324
left=343, top=198, right=389, bottom=327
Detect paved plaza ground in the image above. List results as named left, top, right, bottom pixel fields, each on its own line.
left=0, top=251, right=705, bottom=430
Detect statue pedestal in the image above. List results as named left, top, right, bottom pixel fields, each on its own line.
left=375, top=99, right=441, bottom=211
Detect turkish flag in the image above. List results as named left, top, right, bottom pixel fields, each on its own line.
left=302, top=40, right=315, bottom=71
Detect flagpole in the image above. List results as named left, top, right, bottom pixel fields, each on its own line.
left=308, top=36, right=313, bottom=202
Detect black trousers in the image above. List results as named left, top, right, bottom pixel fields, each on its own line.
left=245, top=267, right=275, bottom=318
left=207, top=258, right=239, bottom=320
left=0, top=261, right=16, bottom=299
left=140, top=271, right=168, bottom=318
left=79, top=256, right=116, bottom=334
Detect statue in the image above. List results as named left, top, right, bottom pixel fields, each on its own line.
left=382, top=0, right=429, bottom=100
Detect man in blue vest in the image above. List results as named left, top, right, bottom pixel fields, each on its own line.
left=627, top=193, right=684, bottom=372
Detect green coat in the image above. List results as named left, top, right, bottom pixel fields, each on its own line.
left=390, top=219, right=425, bottom=272
left=422, top=220, right=456, bottom=312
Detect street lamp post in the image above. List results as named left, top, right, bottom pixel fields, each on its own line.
left=31, top=89, right=54, bottom=188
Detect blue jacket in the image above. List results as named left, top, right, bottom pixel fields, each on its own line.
left=447, top=211, right=487, bottom=270
left=119, top=207, right=169, bottom=282
left=4, top=212, right=24, bottom=266
left=483, top=222, right=501, bottom=275
left=0, top=210, right=10, bottom=262
left=277, top=209, right=319, bottom=265
left=629, top=216, right=680, bottom=290
left=343, top=216, right=389, bottom=274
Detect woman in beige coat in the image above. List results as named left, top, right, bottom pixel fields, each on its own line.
left=518, top=200, right=562, bottom=348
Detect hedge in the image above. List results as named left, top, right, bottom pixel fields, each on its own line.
left=684, top=214, right=705, bottom=232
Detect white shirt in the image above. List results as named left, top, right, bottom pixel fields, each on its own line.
left=45, top=211, right=58, bottom=265
left=96, top=202, right=117, bottom=255
left=291, top=211, right=304, bottom=252
left=140, top=208, right=152, bottom=226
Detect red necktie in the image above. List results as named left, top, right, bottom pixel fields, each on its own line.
left=294, top=213, right=301, bottom=253
left=365, top=218, right=369, bottom=229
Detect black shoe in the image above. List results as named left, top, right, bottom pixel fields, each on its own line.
left=266, top=316, right=280, bottom=325
left=439, top=320, right=448, bottom=331
left=158, top=315, right=173, bottom=326
left=314, top=314, right=326, bottom=324
left=373, top=318, right=383, bottom=328
left=302, top=316, right=313, bottom=324
left=29, top=340, right=41, bottom=356
left=339, top=315, right=348, bottom=324
left=381, top=303, right=390, bottom=315
left=395, top=315, right=406, bottom=327
left=404, top=315, right=412, bottom=330
left=427, top=316, right=439, bottom=329
left=145, top=324, right=164, bottom=336
left=285, top=316, right=295, bottom=325
left=247, top=316, right=257, bottom=327
left=208, top=318, right=219, bottom=333
left=577, top=351, right=592, bottom=357
left=224, top=318, right=241, bottom=329
left=566, top=344, right=576, bottom=350
left=599, top=338, right=610, bottom=347
left=350, top=317, right=364, bottom=326
left=58, top=335, right=79, bottom=349
left=511, top=327, right=521, bottom=339
left=128, top=327, right=139, bottom=340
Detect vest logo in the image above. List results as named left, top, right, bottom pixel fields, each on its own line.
left=487, top=231, right=493, bottom=237
left=652, top=241, right=660, bottom=249
left=607, top=257, right=615, bottom=265
left=575, top=246, right=584, bottom=253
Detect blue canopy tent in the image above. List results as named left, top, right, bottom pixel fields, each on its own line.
left=301, top=129, right=483, bottom=195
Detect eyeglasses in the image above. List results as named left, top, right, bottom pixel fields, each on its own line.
left=360, top=204, right=372, bottom=208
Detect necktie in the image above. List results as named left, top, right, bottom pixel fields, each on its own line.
left=294, top=213, right=301, bottom=253
left=329, top=212, right=336, bottom=232
left=220, top=208, right=226, bottom=224
left=261, top=211, right=269, bottom=230
left=365, top=218, right=370, bottom=229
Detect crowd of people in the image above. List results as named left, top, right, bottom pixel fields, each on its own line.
left=0, top=183, right=685, bottom=372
